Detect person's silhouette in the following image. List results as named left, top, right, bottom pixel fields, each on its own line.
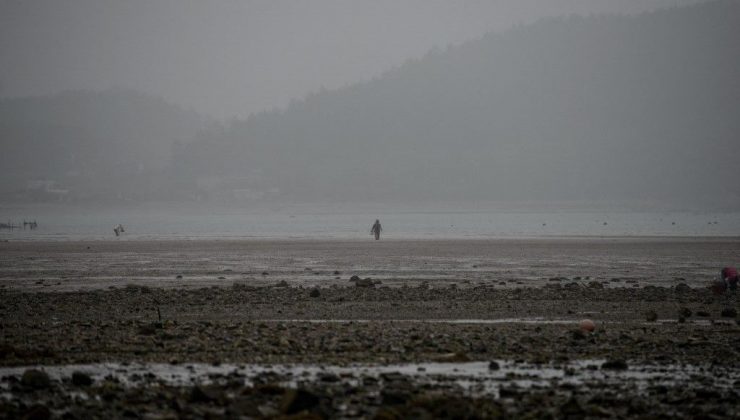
left=370, top=219, right=382, bottom=240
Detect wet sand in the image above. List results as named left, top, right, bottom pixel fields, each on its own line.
left=1, top=238, right=739, bottom=418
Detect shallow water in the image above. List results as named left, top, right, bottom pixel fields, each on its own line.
left=1, top=203, right=739, bottom=240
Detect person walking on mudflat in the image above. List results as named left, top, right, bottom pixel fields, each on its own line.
left=371, top=219, right=382, bottom=240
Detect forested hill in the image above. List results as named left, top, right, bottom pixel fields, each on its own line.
left=174, top=0, right=740, bottom=207
left=0, top=89, right=206, bottom=201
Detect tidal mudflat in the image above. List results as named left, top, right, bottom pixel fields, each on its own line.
left=1, top=238, right=738, bottom=418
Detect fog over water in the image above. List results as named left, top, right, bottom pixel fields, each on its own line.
left=1, top=0, right=739, bottom=229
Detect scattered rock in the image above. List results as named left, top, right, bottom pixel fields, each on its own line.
left=560, top=398, right=585, bottom=416
left=189, top=385, right=224, bottom=403
left=71, top=371, right=93, bottom=386
left=275, top=280, right=289, bottom=287
left=280, top=388, right=320, bottom=414
left=674, top=283, right=691, bottom=293
left=349, top=275, right=360, bottom=282
left=355, top=278, right=375, bottom=288
left=645, top=310, right=658, bottom=322
left=601, top=359, right=628, bottom=370
left=23, top=404, right=50, bottom=420
left=309, top=288, right=320, bottom=298
left=678, top=307, right=692, bottom=318
left=21, top=369, right=50, bottom=389
left=720, top=307, right=737, bottom=318
left=137, top=324, right=157, bottom=335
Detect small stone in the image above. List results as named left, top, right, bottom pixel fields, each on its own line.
left=71, top=371, right=93, bottom=386
left=189, top=385, right=223, bottom=403
left=137, top=324, right=157, bottom=335
left=309, top=288, right=320, bottom=298
left=645, top=310, right=658, bottom=322
left=21, top=369, right=51, bottom=389
left=23, top=404, right=50, bottom=420
left=280, top=388, right=320, bottom=414
left=678, top=307, right=692, bottom=318
left=560, top=398, right=584, bottom=416
left=349, top=275, right=360, bottom=282
left=601, top=359, right=628, bottom=370
left=175, top=275, right=183, bottom=279
left=261, top=271, right=269, bottom=276
left=579, top=319, right=596, bottom=332
left=720, top=307, right=737, bottom=318
left=675, top=283, right=691, bottom=293
left=355, top=278, right=375, bottom=288
left=488, top=361, right=500, bottom=370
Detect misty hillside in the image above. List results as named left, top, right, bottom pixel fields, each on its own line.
left=176, top=0, right=740, bottom=207
left=0, top=89, right=206, bottom=201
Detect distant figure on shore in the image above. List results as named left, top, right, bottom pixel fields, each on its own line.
left=370, top=219, right=382, bottom=240
left=113, top=224, right=125, bottom=237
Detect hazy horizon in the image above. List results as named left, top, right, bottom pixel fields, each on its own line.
left=1, top=0, right=738, bottom=212
left=1, top=0, right=707, bottom=119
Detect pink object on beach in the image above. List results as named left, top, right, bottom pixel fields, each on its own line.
left=579, top=319, right=595, bottom=332
left=721, top=266, right=737, bottom=280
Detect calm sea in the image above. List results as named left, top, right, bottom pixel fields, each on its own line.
left=1, top=203, right=738, bottom=241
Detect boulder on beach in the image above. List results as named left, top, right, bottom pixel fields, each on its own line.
left=21, top=369, right=51, bottom=389
left=355, top=278, right=375, bottom=288
left=601, top=359, right=628, bottom=370
left=71, top=371, right=93, bottom=387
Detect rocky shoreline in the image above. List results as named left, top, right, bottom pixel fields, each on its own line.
left=1, top=239, right=738, bottom=418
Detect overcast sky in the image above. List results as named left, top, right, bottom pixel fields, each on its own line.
left=0, top=0, right=704, bottom=119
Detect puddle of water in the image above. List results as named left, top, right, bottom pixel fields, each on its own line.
left=2, top=360, right=738, bottom=398
left=260, top=318, right=583, bottom=324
